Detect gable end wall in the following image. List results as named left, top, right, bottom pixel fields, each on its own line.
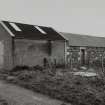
left=0, top=24, right=13, bottom=69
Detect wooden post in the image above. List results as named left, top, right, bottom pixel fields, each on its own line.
left=70, top=52, right=73, bottom=70
left=101, top=52, right=105, bottom=74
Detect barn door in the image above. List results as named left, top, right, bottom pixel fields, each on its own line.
left=0, top=41, right=4, bottom=68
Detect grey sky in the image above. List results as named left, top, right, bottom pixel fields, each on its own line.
left=0, top=0, right=105, bottom=37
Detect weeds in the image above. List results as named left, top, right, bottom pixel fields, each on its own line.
left=2, top=65, right=105, bottom=105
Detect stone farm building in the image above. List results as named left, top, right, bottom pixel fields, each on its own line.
left=0, top=21, right=66, bottom=69
left=0, top=21, right=105, bottom=69
left=62, top=32, right=105, bottom=68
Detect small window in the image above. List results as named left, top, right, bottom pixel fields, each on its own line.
left=34, top=26, right=47, bottom=34
left=9, top=23, right=21, bottom=31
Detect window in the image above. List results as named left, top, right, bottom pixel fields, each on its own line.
left=34, top=26, right=47, bottom=34
left=9, top=23, right=21, bottom=31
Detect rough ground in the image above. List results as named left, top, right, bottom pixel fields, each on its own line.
left=0, top=80, right=69, bottom=105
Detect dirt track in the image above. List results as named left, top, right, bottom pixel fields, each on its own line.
left=0, top=80, right=68, bottom=105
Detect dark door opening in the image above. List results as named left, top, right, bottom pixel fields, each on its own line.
left=81, top=49, right=86, bottom=65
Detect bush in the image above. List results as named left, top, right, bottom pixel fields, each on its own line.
left=56, top=64, right=65, bottom=69
left=33, top=65, right=43, bottom=71
left=11, top=65, right=30, bottom=72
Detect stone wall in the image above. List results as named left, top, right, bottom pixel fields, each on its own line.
left=51, top=41, right=65, bottom=65
left=14, top=39, right=65, bottom=67
left=86, top=47, right=105, bottom=67
left=66, top=46, right=105, bottom=68
left=66, top=46, right=80, bottom=68
left=14, top=40, right=49, bottom=66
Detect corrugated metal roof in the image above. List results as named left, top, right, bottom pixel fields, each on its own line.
left=61, top=32, right=105, bottom=47
left=2, top=21, right=65, bottom=41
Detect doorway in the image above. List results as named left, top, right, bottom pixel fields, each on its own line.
left=80, top=48, right=86, bottom=65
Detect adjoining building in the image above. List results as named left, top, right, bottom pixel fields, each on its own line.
left=62, top=32, right=105, bottom=68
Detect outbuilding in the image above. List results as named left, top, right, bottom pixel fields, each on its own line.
left=0, top=21, right=66, bottom=69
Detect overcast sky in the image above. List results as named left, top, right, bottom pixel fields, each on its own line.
left=0, top=0, right=105, bottom=37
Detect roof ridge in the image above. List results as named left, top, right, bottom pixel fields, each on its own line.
left=2, top=20, right=50, bottom=28
left=60, top=32, right=105, bottom=39
left=61, top=32, right=105, bottom=47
